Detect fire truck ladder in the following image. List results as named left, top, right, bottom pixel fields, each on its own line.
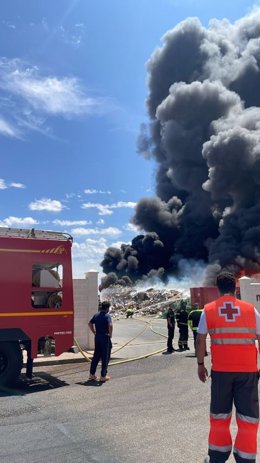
left=0, top=227, right=73, bottom=241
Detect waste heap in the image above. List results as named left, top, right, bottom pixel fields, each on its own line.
left=101, top=285, right=184, bottom=317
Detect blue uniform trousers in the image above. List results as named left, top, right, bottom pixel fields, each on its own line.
left=90, top=335, right=112, bottom=377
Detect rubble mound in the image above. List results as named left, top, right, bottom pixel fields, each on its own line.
left=101, top=285, right=184, bottom=317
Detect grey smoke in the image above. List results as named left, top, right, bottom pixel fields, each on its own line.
left=100, top=9, right=260, bottom=290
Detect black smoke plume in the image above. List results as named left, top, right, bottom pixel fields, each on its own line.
left=100, top=10, right=260, bottom=290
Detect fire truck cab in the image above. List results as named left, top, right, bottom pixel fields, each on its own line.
left=0, top=227, right=74, bottom=386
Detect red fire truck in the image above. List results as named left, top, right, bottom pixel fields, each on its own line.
left=0, top=227, right=74, bottom=386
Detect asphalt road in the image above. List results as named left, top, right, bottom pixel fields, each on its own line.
left=0, top=319, right=254, bottom=463
left=111, top=317, right=168, bottom=358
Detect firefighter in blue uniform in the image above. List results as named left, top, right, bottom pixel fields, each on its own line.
left=175, top=300, right=189, bottom=351
left=166, top=305, right=175, bottom=353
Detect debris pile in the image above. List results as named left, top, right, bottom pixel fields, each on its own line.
left=101, top=286, right=184, bottom=317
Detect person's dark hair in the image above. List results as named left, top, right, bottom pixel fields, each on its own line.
left=216, top=271, right=236, bottom=294
left=100, top=301, right=110, bottom=312
left=180, top=300, right=187, bottom=310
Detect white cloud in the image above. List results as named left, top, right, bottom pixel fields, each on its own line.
left=65, top=192, right=82, bottom=199
left=81, top=202, right=113, bottom=216
left=18, top=76, right=95, bottom=116
left=101, top=227, right=122, bottom=237
left=29, top=198, right=64, bottom=212
left=0, top=179, right=26, bottom=189
left=53, top=219, right=92, bottom=226
left=2, top=20, right=16, bottom=30
left=97, top=205, right=114, bottom=216
left=71, top=226, right=121, bottom=237
left=10, top=182, right=26, bottom=189
left=84, top=188, right=111, bottom=195
left=0, top=117, right=20, bottom=138
left=81, top=201, right=136, bottom=215
left=111, top=240, right=128, bottom=248
left=28, top=19, right=85, bottom=49
left=72, top=237, right=108, bottom=277
left=97, top=219, right=105, bottom=225
left=0, top=179, right=7, bottom=189
left=58, top=23, right=86, bottom=48
left=17, top=110, right=50, bottom=137
left=73, top=238, right=107, bottom=258
left=111, top=201, right=136, bottom=209
left=0, top=58, right=115, bottom=118
left=0, top=216, right=38, bottom=227
left=124, top=223, right=140, bottom=232
left=0, top=58, right=117, bottom=138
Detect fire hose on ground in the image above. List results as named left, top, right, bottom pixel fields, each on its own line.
left=74, top=318, right=169, bottom=367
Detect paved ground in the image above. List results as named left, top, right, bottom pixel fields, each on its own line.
left=0, top=318, right=256, bottom=463
left=33, top=317, right=170, bottom=365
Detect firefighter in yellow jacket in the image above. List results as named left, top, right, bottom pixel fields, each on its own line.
left=188, top=303, right=203, bottom=353
left=197, top=271, right=260, bottom=463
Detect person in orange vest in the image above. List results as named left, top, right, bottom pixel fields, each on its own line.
left=196, top=270, right=260, bottom=463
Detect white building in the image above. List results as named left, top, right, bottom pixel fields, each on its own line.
left=73, top=270, right=98, bottom=350
left=239, top=276, right=260, bottom=311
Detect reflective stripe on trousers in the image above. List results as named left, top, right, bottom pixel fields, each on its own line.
left=209, top=371, right=259, bottom=463
left=209, top=413, right=232, bottom=451
left=234, top=413, right=259, bottom=460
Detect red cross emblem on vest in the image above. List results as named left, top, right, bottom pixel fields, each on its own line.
left=218, top=302, right=240, bottom=322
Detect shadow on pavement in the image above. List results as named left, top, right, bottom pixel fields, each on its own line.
left=161, top=350, right=197, bottom=360
left=0, top=372, right=69, bottom=397
left=77, top=380, right=105, bottom=387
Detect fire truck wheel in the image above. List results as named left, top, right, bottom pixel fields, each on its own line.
left=0, top=342, right=23, bottom=387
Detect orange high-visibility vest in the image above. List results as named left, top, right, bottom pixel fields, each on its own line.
left=205, top=296, right=258, bottom=372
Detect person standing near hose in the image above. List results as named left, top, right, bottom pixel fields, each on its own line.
left=188, top=302, right=207, bottom=356
left=196, top=270, right=260, bottom=463
left=88, top=301, right=113, bottom=382
left=166, top=305, right=175, bottom=353
left=175, top=300, right=189, bottom=351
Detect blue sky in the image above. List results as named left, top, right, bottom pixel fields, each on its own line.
left=0, top=0, right=259, bottom=278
